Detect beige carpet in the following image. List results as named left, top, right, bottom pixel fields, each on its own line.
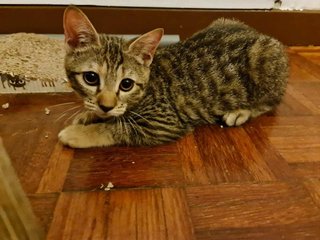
left=0, top=33, right=71, bottom=93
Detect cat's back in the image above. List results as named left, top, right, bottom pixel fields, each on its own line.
left=151, top=18, right=288, bottom=122
left=155, top=18, right=287, bottom=89
left=172, top=18, right=285, bottom=59
left=157, top=19, right=256, bottom=56
left=188, top=18, right=257, bottom=46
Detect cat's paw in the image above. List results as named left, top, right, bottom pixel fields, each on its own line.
left=72, top=111, right=97, bottom=125
left=223, top=109, right=251, bottom=126
left=58, top=125, right=92, bottom=148
left=59, top=124, right=115, bottom=148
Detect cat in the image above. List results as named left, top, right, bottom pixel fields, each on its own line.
left=58, top=6, right=288, bottom=148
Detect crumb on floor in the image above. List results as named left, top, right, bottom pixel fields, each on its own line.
left=45, top=107, right=50, bottom=115
left=2, top=103, right=9, bottom=109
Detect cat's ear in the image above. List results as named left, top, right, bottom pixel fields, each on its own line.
left=63, top=6, right=100, bottom=50
left=127, top=28, right=164, bottom=67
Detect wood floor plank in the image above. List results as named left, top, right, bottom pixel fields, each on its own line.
left=277, top=148, right=320, bottom=163
left=293, top=48, right=320, bottom=67
left=291, top=82, right=320, bottom=108
left=244, top=124, right=294, bottom=180
left=4, top=121, right=59, bottom=193
left=186, top=183, right=320, bottom=232
left=260, top=116, right=320, bottom=135
left=37, top=144, right=74, bottom=193
left=194, top=125, right=277, bottom=184
left=161, top=188, right=195, bottom=240
left=298, top=54, right=320, bottom=68
left=286, top=84, right=320, bottom=114
left=303, top=178, right=320, bottom=208
left=107, top=188, right=195, bottom=240
left=196, top=223, right=320, bottom=240
left=107, top=190, right=138, bottom=239
left=0, top=93, right=78, bottom=193
left=63, top=145, right=184, bottom=191
left=28, top=193, right=59, bottom=234
left=291, top=162, right=320, bottom=179
left=289, top=48, right=320, bottom=71
left=47, top=192, right=109, bottom=240
left=177, top=134, right=211, bottom=185
left=261, top=116, right=320, bottom=163
left=289, top=46, right=320, bottom=52
left=268, top=136, right=320, bottom=163
left=289, top=61, right=320, bottom=83
left=273, top=89, right=315, bottom=117
left=289, top=52, right=320, bottom=80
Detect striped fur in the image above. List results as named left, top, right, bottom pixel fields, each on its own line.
left=59, top=7, right=288, bottom=148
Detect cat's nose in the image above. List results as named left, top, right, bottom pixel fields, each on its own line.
left=99, top=104, right=114, bottom=112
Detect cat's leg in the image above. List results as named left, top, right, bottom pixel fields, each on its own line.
left=223, top=109, right=251, bottom=126
left=58, top=124, right=115, bottom=148
left=59, top=116, right=184, bottom=148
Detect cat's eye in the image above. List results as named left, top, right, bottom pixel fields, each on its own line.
left=83, top=72, right=100, bottom=86
left=119, top=78, right=134, bottom=92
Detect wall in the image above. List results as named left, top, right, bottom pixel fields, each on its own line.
left=0, top=0, right=275, bottom=9
left=280, top=0, right=320, bottom=10
left=0, top=3, right=320, bottom=45
left=1, top=0, right=320, bottom=10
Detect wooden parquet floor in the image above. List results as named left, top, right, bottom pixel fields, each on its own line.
left=1, top=47, right=320, bottom=239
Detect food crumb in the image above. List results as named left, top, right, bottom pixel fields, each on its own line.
left=107, top=182, right=114, bottom=188
left=220, top=125, right=224, bottom=128
left=44, top=107, right=50, bottom=115
left=99, top=182, right=114, bottom=191
left=44, top=134, right=49, bottom=138
left=2, top=103, right=9, bottom=109
left=132, top=161, right=135, bottom=164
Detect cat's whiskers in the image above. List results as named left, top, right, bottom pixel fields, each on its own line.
left=127, top=117, right=139, bottom=136
left=47, top=101, right=78, bottom=109
left=129, top=116, right=146, bottom=137
left=62, top=105, right=82, bottom=114
left=129, top=111, right=152, bottom=125
left=121, top=116, right=130, bottom=136
left=116, top=118, right=122, bottom=134
left=54, top=105, right=82, bottom=122
left=54, top=113, right=68, bottom=123
left=119, top=117, right=125, bottom=135
left=63, top=109, right=82, bottom=125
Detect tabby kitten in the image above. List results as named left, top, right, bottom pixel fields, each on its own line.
left=59, top=6, right=288, bottom=148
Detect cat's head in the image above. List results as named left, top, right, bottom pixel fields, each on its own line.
left=63, top=6, right=163, bottom=118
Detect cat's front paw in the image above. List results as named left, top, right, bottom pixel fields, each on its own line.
left=223, top=109, right=251, bottom=126
left=58, top=125, right=92, bottom=148
left=58, top=124, right=116, bottom=148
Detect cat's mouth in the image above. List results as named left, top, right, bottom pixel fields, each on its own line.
left=102, top=104, right=127, bottom=117
left=84, top=100, right=127, bottom=119
left=96, top=109, right=126, bottom=119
